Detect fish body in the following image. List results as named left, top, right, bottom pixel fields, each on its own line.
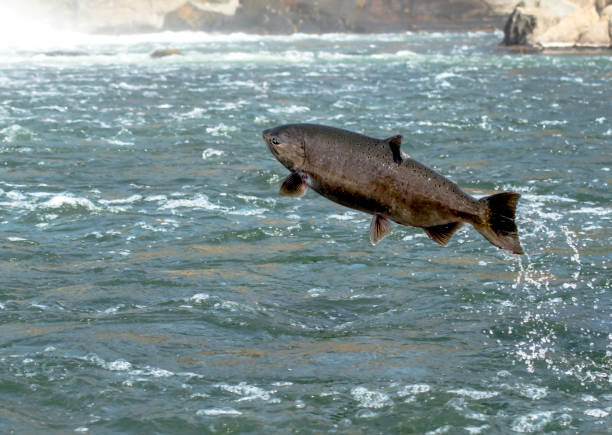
left=262, top=123, right=523, bottom=254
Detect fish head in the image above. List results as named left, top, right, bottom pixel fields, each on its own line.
left=262, top=124, right=306, bottom=171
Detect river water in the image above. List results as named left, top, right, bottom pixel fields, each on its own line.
left=0, top=30, right=610, bottom=433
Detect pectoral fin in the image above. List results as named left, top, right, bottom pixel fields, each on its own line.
left=280, top=172, right=307, bottom=197
left=369, top=214, right=393, bottom=245
left=385, top=135, right=404, bottom=164
left=423, top=222, right=463, bottom=246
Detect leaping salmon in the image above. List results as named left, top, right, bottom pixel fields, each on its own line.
left=262, top=123, right=524, bottom=255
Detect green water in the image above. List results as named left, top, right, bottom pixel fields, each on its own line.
left=0, top=31, right=610, bottom=433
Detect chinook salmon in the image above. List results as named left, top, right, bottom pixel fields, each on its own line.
left=262, top=123, right=524, bottom=254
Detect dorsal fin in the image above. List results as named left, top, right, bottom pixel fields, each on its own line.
left=385, top=135, right=403, bottom=164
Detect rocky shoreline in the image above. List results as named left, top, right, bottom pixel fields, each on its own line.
left=12, top=0, right=612, bottom=50
left=504, top=0, right=612, bottom=50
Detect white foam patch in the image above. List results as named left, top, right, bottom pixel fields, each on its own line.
left=448, top=389, right=499, bottom=400
left=228, top=208, right=267, bottom=216
left=85, top=355, right=174, bottom=378
left=426, top=425, right=452, bottom=435
left=106, top=359, right=132, bottom=371
left=147, top=368, right=174, bottom=377
left=40, top=194, right=98, bottom=211
left=105, top=138, right=134, bottom=146
left=190, top=293, right=210, bottom=303
left=196, top=408, right=242, bottom=416
left=351, top=386, right=392, bottom=409
left=267, top=105, right=310, bottom=114
left=307, top=288, right=326, bottom=297
left=584, top=408, right=609, bottom=418
left=177, top=107, right=207, bottom=121
left=517, top=384, right=548, bottom=400
left=236, top=194, right=276, bottom=205
left=569, top=206, right=611, bottom=216
left=397, top=384, right=431, bottom=397
left=145, top=195, right=167, bottom=202
left=98, top=194, right=142, bottom=205
left=1, top=124, right=35, bottom=142
left=511, top=411, right=554, bottom=433
left=206, top=123, right=237, bottom=137
left=202, top=148, right=224, bottom=160
left=0, top=191, right=35, bottom=211
left=159, top=194, right=224, bottom=211
left=373, top=49, right=417, bottom=59
left=581, top=394, right=598, bottom=402
left=522, top=193, right=576, bottom=203
left=465, top=425, right=490, bottom=434
left=128, top=367, right=175, bottom=378
left=216, top=382, right=275, bottom=402
left=328, top=211, right=363, bottom=221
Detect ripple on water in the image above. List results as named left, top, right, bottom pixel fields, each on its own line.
left=351, top=386, right=392, bottom=409
left=510, top=410, right=554, bottom=433
left=196, top=408, right=242, bottom=416
left=215, top=382, right=276, bottom=402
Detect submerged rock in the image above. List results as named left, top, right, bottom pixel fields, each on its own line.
left=503, top=0, right=612, bottom=49
left=44, top=50, right=88, bottom=57
left=150, top=49, right=183, bottom=58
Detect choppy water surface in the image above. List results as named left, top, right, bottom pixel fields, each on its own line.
left=1, top=30, right=611, bottom=433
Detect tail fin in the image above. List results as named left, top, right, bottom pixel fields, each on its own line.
left=474, top=192, right=524, bottom=254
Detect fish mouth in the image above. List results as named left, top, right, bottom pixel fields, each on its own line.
left=262, top=129, right=271, bottom=142
left=262, top=129, right=279, bottom=157
left=262, top=129, right=274, bottom=146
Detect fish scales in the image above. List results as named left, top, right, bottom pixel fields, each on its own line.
left=300, top=125, right=479, bottom=227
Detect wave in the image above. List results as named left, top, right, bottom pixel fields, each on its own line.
left=0, top=29, right=421, bottom=51
left=0, top=189, right=269, bottom=222
left=0, top=49, right=425, bottom=69
left=0, top=26, right=496, bottom=68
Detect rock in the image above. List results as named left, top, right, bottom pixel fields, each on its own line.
left=538, top=5, right=600, bottom=46
left=11, top=0, right=612, bottom=42
left=164, top=0, right=513, bottom=34
left=503, top=0, right=612, bottom=49
left=150, top=49, right=183, bottom=58
left=503, top=7, right=538, bottom=45
left=44, top=50, right=88, bottom=57
left=577, top=15, right=612, bottom=46
left=596, top=0, right=612, bottom=13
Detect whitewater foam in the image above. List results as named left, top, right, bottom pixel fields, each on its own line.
left=216, top=382, right=275, bottom=402
left=40, top=194, right=99, bottom=211
left=196, top=408, right=242, bottom=416
left=448, top=389, right=499, bottom=400
left=351, top=387, right=392, bottom=409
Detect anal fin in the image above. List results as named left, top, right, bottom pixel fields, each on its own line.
left=280, top=172, right=307, bottom=197
left=369, top=214, right=393, bottom=245
left=424, top=222, right=462, bottom=246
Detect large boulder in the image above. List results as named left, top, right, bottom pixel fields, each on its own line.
left=577, top=11, right=612, bottom=46
left=504, top=0, right=612, bottom=48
